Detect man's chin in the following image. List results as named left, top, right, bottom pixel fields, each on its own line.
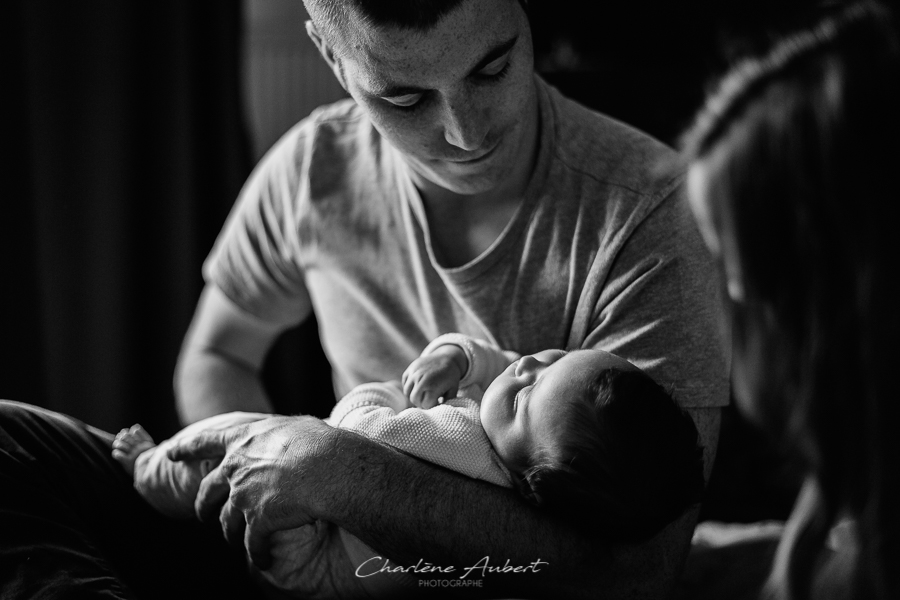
left=423, top=164, right=513, bottom=197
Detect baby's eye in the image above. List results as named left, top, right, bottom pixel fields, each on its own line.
left=514, top=385, right=531, bottom=412
left=384, top=93, right=423, bottom=108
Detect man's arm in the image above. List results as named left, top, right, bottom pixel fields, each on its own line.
left=306, top=426, right=701, bottom=599
left=172, top=415, right=704, bottom=599
left=174, top=284, right=287, bottom=425
left=332, top=407, right=719, bottom=596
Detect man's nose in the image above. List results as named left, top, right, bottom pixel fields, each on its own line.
left=442, top=95, right=488, bottom=151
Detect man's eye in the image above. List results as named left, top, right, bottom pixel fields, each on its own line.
left=384, top=93, right=423, bottom=108
left=479, top=53, right=510, bottom=77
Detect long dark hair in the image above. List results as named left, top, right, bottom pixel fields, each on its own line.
left=681, top=3, right=900, bottom=599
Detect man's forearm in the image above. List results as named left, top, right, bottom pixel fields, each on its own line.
left=174, top=349, right=274, bottom=425
left=303, top=426, right=697, bottom=599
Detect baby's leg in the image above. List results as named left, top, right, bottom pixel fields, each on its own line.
left=114, top=413, right=270, bottom=520
left=112, top=424, right=209, bottom=520
left=112, top=424, right=156, bottom=477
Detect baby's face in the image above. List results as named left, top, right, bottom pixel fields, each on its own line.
left=481, top=348, right=637, bottom=474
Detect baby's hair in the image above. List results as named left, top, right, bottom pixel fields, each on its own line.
left=519, top=367, right=704, bottom=543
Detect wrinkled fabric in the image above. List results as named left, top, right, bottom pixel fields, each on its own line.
left=0, top=400, right=265, bottom=600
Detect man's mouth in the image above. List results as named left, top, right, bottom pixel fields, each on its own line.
left=447, top=140, right=501, bottom=164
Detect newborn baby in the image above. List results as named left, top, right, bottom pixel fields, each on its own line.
left=114, top=333, right=703, bottom=597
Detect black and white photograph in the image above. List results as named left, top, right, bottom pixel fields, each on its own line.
left=2, top=1, right=897, bottom=598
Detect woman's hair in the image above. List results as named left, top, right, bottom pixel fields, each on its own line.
left=681, top=2, right=900, bottom=598
left=519, top=367, right=704, bottom=543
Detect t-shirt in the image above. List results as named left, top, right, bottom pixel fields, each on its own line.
left=204, top=75, right=729, bottom=409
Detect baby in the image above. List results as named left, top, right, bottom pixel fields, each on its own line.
left=113, top=334, right=703, bottom=597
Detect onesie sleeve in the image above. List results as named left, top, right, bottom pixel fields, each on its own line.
left=421, top=333, right=520, bottom=390
left=578, top=185, right=730, bottom=410
left=326, top=381, right=410, bottom=427
left=330, top=392, right=512, bottom=488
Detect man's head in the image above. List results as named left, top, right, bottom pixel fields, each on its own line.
left=302, top=0, right=539, bottom=196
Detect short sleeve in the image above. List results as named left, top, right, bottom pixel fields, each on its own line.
left=203, top=120, right=314, bottom=327
left=583, top=186, right=731, bottom=409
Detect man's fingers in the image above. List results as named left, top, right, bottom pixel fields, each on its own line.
left=220, top=497, right=246, bottom=548
left=167, top=429, right=229, bottom=462
left=246, top=522, right=273, bottom=571
left=194, top=463, right=231, bottom=523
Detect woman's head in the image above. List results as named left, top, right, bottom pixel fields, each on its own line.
left=682, top=2, right=900, bottom=597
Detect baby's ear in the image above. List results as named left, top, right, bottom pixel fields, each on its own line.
left=515, top=472, right=545, bottom=507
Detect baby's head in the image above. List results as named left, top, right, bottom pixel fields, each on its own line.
left=480, top=349, right=704, bottom=542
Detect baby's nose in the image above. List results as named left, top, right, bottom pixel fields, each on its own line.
left=515, top=355, right=540, bottom=377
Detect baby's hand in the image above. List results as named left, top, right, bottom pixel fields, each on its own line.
left=401, top=344, right=467, bottom=409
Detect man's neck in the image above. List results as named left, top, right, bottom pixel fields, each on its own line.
left=418, top=185, right=525, bottom=268
left=414, top=98, right=541, bottom=268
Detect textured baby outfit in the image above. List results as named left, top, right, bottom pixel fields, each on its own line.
left=327, top=333, right=520, bottom=596
left=127, top=334, right=519, bottom=597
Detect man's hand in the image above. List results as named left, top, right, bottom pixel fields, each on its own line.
left=252, top=523, right=369, bottom=598
left=401, top=344, right=467, bottom=408
left=167, top=415, right=334, bottom=569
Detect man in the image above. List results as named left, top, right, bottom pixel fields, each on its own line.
left=171, top=0, right=729, bottom=598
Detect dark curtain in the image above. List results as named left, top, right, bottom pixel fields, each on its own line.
left=1, top=1, right=252, bottom=437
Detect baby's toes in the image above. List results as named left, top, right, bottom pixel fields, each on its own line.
left=113, top=428, right=135, bottom=451
left=128, top=424, right=154, bottom=445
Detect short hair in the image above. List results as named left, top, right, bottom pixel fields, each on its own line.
left=303, top=0, right=468, bottom=54
left=680, top=2, right=900, bottom=598
left=519, top=367, right=704, bottom=543
left=303, top=0, right=528, bottom=55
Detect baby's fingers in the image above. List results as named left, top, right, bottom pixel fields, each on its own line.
left=418, top=393, right=440, bottom=409
left=418, top=380, right=449, bottom=409
left=401, top=365, right=411, bottom=390
left=408, top=382, right=425, bottom=408
left=445, top=383, right=459, bottom=403
left=402, top=372, right=416, bottom=400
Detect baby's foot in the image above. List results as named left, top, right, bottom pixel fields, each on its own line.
left=112, top=424, right=156, bottom=477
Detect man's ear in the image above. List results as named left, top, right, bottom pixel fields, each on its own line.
left=305, top=20, right=348, bottom=91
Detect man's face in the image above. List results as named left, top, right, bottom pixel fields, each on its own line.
left=331, top=0, right=538, bottom=195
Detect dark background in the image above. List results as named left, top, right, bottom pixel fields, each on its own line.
left=4, top=0, right=862, bottom=522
